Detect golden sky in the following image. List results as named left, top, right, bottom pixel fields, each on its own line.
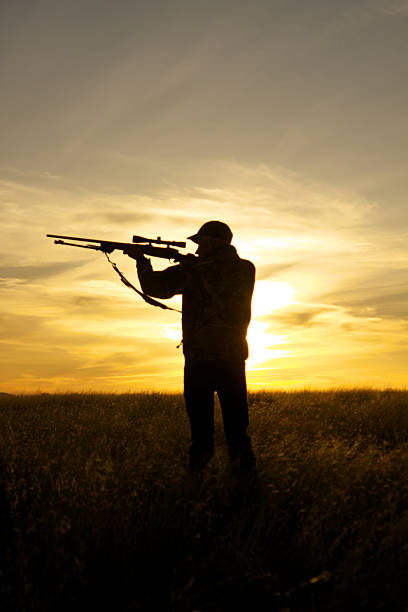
left=1, top=0, right=407, bottom=392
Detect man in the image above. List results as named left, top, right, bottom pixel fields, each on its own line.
left=125, top=221, right=256, bottom=472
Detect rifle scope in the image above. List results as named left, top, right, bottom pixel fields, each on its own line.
left=132, top=235, right=186, bottom=248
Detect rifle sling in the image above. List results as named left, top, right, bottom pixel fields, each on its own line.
left=104, top=252, right=181, bottom=313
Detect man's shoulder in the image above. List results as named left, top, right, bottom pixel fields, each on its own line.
left=235, top=256, right=256, bottom=278
left=238, top=256, right=255, bottom=270
left=230, top=245, right=254, bottom=267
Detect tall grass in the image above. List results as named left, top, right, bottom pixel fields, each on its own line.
left=0, top=390, right=407, bottom=610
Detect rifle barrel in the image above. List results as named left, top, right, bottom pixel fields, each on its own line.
left=46, top=234, right=128, bottom=245
left=54, top=240, right=102, bottom=250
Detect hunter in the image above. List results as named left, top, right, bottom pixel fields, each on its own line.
left=125, top=221, right=256, bottom=472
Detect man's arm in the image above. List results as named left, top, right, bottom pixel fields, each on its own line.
left=135, top=256, right=183, bottom=299
left=124, top=244, right=190, bottom=298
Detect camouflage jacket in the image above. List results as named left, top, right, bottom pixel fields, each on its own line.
left=136, top=245, right=255, bottom=361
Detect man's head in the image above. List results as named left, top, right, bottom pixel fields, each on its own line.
left=188, top=221, right=233, bottom=257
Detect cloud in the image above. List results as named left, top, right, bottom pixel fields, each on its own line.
left=378, top=1, right=408, bottom=16
left=0, top=342, right=181, bottom=390
left=0, top=157, right=375, bottom=235
left=0, top=310, right=117, bottom=347
left=0, top=309, right=183, bottom=391
left=74, top=211, right=155, bottom=225
left=256, top=262, right=300, bottom=280
left=332, top=290, right=408, bottom=321
left=319, top=269, right=408, bottom=320
left=1, top=158, right=407, bottom=391
left=0, top=165, right=62, bottom=181
left=0, top=261, right=86, bottom=282
left=0, top=312, right=46, bottom=341
left=261, top=305, right=336, bottom=328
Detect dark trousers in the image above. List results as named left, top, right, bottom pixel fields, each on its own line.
left=183, top=358, right=252, bottom=461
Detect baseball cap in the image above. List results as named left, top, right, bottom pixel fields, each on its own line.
left=187, top=221, right=233, bottom=244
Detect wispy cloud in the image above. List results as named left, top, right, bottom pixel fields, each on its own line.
left=0, top=261, right=86, bottom=282
left=1, top=158, right=407, bottom=390
left=262, top=305, right=336, bottom=328
left=320, top=272, right=408, bottom=320
left=0, top=165, right=62, bottom=180
left=0, top=178, right=51, bottom=196
left=0, top=307, right=183, bottom=392
left=378, top=1, right=408, bottom=16
left=256, top=262, right=300, bottom=281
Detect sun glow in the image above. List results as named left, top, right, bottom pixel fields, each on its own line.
left=162, top=281, right=295, bottom=368
left=247, top=321, right=289, bottom=368
left=252, top=281, right=296, bottom=317
left=162, top=324, right=182, bottom=342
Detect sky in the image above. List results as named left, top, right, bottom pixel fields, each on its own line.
left=1, top=0, right=407, bottom=392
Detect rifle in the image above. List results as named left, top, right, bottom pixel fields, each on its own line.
left=46, top=233, right=196, bottom=311
left=46, top=233, right=190, bottom=262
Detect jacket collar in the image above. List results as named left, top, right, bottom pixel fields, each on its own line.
left=212, top=244, right=238, bottom=259
left=196, top=245, right=239, bottom=265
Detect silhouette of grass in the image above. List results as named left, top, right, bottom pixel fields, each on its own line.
left=0, top=390, right=407, bottom=610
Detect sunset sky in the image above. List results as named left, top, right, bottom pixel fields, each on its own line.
left=1, top=0, right=407, bottom=392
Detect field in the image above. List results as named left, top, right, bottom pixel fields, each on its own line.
left=0, top=390, right=407, bottom=611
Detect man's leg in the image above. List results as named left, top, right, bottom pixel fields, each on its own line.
left=184, top=359, right=215, bottom=469
left=216, top=360, right=256, bottom=469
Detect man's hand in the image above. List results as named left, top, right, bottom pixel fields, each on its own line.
left=100, top=243, right=115, bottom=254
left=123, top=245, right=145, bottom=260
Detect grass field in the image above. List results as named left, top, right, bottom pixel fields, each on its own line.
left=0, top=390, right=407, bottom=611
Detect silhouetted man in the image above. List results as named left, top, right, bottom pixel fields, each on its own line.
left=126, top=221, right=256, bottom=472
